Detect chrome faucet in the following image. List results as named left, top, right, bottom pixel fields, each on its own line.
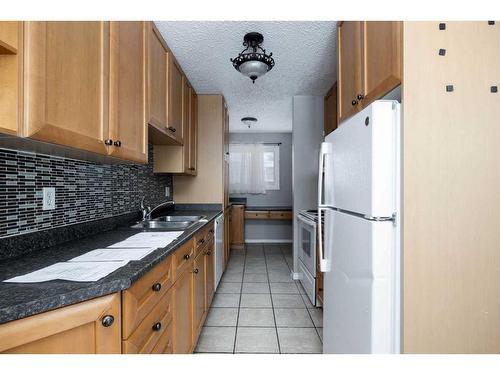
left=141, top=198, right=175, bottom=221
left=140, top=196, right=151, bottom=221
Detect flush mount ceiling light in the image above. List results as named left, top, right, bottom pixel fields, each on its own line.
left=241, top=117, right=258, bottom=128
left=230, top=32, right=275, bottom=83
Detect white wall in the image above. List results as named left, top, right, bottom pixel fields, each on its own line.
left=292, top=96, right=324, bottom=276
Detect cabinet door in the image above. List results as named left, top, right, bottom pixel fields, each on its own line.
left=0, top=21, right=21, bottom=135
left=182, top=78, right=192, bottom=174
left=362, top=21, right=402, bottom=106
left=0, top=293, right=121, bottom=354
left=192, top=253, right=206, bottom=342
left=189, top=90, right=198, bottom=174
left=223, top=103, right=230, bottom=208
left=167, top=53, right=184, bottom=143
left=337, top=21, right=364, bottom=124
left=108, top=21, right=147, bottom=163
left=147, top=24, right=167, bottom=132
left=204, top=239, right=215, bottom=309
left=173, top=268, right=193, bottom=353
left=23, top=22, right=109, bottom=154
left=230, top=205, right=245, bottom=248
left=324, top=82, right=338, bottom=136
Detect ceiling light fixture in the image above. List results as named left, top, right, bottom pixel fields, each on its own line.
left=241, top=117, right=258, bottom=128
left=231, top=32, right=275, bottom=83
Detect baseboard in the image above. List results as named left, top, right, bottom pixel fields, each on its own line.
left=245, top=239, right=293, bottom=244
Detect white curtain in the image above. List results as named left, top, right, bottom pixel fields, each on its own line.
left=229, top=143, right=266, bottom=194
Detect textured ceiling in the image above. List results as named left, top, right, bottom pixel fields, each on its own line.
left=155, top=21, right=337, bottom=133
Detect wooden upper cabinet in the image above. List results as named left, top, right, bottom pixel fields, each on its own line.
left=0, top=293, right=121, bottom=354
left=0, top=21, right=21, bottom=135
left=182, top=78, right=193, bottom=174
left=337, top=21, right=363, bottom=124
left=337, top=21, right=402, bottom=124
left=108, top=21, right=147, bottom=163
left=189, top=90, right=198, bottom=174
left=167, top=53, right=184, bottom=144
left=147, top=24, right=168, bottom=132
left=324, top=82, right=338, bottom=136
left=23, top=22, right=110, bottom=155
left=362, top=21, right=402, bottom=105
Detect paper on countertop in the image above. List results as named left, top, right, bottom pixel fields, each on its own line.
left=3, top=261, right=129, bottom=283
left=107, top=231, right=184, bottom=249
left=68, top=247, right=157, bottom=262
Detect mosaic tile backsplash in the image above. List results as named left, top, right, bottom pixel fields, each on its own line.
left=0, top=145, right=172, bottom=238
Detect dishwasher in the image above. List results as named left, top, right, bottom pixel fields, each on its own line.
left=214, top=213, right=224, bottom=289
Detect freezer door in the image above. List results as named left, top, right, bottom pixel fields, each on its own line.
left=324, top=101, right=399, bottom=218
left=322, top=209, right=399, bottom=354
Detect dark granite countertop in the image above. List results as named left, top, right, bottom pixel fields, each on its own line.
left=0, top=208, right=222, bottom=325
left=245, top=206, right=293, bottom=211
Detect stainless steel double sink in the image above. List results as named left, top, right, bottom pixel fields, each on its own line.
left=130, top=215, right=207, bottom=230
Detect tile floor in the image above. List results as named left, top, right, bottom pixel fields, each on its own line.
left=195, top=243, right=323, bottom=354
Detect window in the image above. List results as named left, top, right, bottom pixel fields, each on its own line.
left=263, top=145, right=280, bottom=190
left=228, top=143, right=280, bottom=194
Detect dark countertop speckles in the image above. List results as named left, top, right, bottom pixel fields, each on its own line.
left=0, top=209, right=222, bottom=325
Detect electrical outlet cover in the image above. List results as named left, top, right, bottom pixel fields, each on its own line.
left=165, top=186, right=170, bottom=197
left=43, top=187, right=56, bottom=210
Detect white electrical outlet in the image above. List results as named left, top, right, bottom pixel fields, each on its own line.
left=165, top=186, right=170, bottom=197
left=42, top=187, right=56, bottom=210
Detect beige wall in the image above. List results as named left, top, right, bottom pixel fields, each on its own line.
left=402, top=22, right=500, bottom=353
left=173, top=95, right=224, bottom=204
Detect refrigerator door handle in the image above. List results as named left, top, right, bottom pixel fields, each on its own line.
left=318, top=142, right=333, bottom=273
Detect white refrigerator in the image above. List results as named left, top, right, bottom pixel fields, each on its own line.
left=318, top=100, right=401, bottom=354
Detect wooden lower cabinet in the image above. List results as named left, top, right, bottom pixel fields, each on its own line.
left=230, top=204, right=245, bottom=249
left=122, top=289, right=173, bottom=354
left=0, top=225, right=216, bottom=355
left=192, top=251, right=207, bottom=342
left=204, top=238, right=215, bottom=309
left=173, top=263, right=194, bottom=353
left=0, top=293, right=121, bottom=354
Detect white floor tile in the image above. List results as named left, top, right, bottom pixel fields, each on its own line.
left=235, top=327, right=279, bottom=353
left=277, top=328, right=322, bottom=354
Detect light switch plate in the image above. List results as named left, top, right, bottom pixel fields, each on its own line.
left=42, top=187, right=56, bottom=210
left=165, top=186, right=170, bottom=197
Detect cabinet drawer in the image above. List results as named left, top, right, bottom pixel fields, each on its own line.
left=268, top=211, right=293, bottom=220
left=194, top=224, right=213, bottom=257
left=150, top=321, right=173, bottom=354
left=245, top=210, right=269, bottom=219
left=173, top=239, right=195, bottom=280
left=122, top=256, right=173, bottom=339
left=122, top=288, right=173, bottom=354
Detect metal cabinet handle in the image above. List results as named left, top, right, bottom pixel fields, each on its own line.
left=357, top=94, right=365, bottom=100
left=101, top=315, right=114, bottom=327
left=193, top=268, right=199, bottom=274
left=152, top=282, right=162, bottom=292
left=113, top=140, right=122, bottom=147
left=351, top=99, right=358, bottom=106
left=167, top=126, right=176, bottom=133
left=152, top=322, right=162, bottom=331
left=104, top=139, right=113, bottom=146
left=183, top=254, right=190, bottom=260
